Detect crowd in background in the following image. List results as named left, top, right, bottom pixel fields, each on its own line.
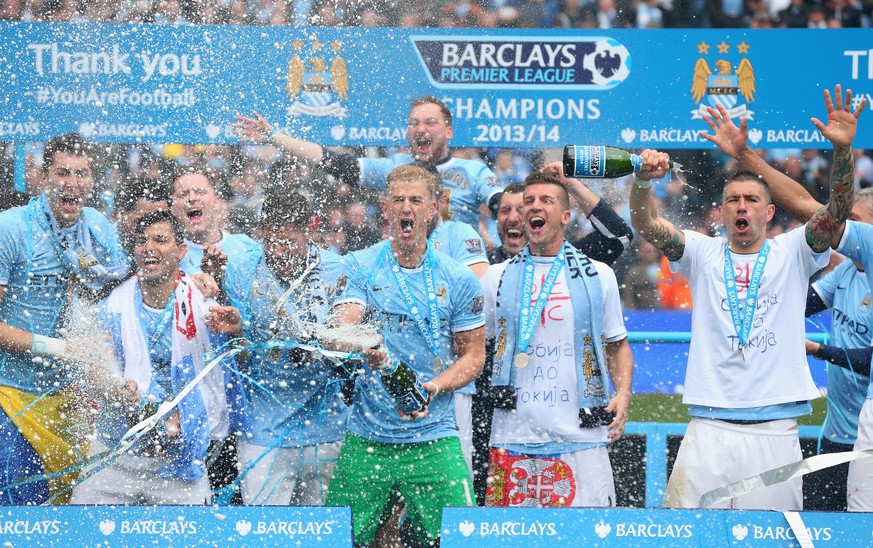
left=4, top=140, right=870, bottom=311
left=1, top=0, right=872, bottom=28
left=0, top=0, right=872, bottom=309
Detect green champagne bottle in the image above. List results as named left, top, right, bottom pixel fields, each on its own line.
left=562, top=145, right=675, bottom=179
left=378, top=353, right=430, bottom=414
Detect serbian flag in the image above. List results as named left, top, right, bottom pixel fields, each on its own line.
left=486, top=448, right=576, bottom=507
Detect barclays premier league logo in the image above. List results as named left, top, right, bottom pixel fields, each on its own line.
left=285, top=37, right=349, bottom=118
left=410, top=36, right=631, bottom=90
left=690, top=40, right=756, bottom=120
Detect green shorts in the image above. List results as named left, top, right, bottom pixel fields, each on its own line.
left=326, top=431, right=473, bottom=545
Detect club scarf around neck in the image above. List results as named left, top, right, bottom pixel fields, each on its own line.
left=492, top=241, right=609, bottom=411
left=34, top=195, right=127, bottom=291
left=103, top=274, right=211, bottom=480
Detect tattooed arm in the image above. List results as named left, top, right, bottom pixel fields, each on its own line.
left=629, top=149, right=686, bottom=261
left=806, top=85, right=867, bottom=252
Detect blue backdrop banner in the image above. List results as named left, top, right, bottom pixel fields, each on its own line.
left=0, top=23, right=870, bottom=148
left=0, top=505, right=351, bottom=546
left=441, top=507, right=873, bottom=546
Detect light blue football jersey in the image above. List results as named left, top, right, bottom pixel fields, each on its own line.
left=836, top=220, right=873, bottom=401
left=813, top=260, right=872, bottom=445
left=0, top=200, right=127, bottom=392
left=224, top=243, right=349, bottom=447
left=429, top=220, right=486, bottom=397
left=334, top=240, right=485, bottom=444
left=182, top=231, right=257, bottom=275
left=429, top=220, right=488, bottom=268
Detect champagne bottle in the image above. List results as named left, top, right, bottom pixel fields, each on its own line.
left=563, top=145, right=675, bottom=179
left=377, top=350, right=430, bottom=414
left=126, top=400, right=165, bottom=453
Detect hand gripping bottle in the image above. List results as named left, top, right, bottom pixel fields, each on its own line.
left=563, top=145, right=676, bottom=179
left=376, top=347, right=430, bottom=414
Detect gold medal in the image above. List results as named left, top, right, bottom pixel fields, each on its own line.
left=514, top=353, right=529, bottom=368
left=741, top=346, right=747, bottom=362
left=433, top=357, right=444, bottom=371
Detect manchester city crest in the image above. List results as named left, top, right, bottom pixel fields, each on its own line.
left=286, top=38, right=350, bottom=118
left=690, top=40, right=756, bottom=120
left=861, top=293, right=871, bottom=314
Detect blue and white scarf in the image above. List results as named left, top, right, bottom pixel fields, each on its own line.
left=492, top=241, right=609, bottom=410
left=35, top=195, right=127, bottom=291
left=104, top=275, right=213, bottom=480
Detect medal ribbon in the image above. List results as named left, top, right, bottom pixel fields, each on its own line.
left=723, top=240, right=770, bottom=351
left=516, top=247, right=566, bottom=357
left=384, top=243, right=441, bottom=357
left=135, top=284, right=176, bottom=352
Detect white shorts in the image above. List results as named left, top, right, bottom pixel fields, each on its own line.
left=454, top=392, right=473, bottom=477
left=486, top=445, right=615, bottom=507
left=69, top=441, right=211, bottom=505
left=663, top=418, right=802, bottom=510
left=238, top=439, right=342, bottom=506
left=847, top=398, right=873, bottom=512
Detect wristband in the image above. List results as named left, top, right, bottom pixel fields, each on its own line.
left=632, top=173, right=653, bottom=189
left=424, top=381, right=440, bottom=398
left=32, top=334, right=66, bottom=357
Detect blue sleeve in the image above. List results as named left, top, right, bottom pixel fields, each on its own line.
left=208, top=330, right=230, bottom=354
left=222, top=258, right=250, bottom=325
left=838, top=220, right=873, bottom=272
left=100, top=307, right=127, bottom=376
left=236, top=234, right=258, bottom=253
left=448, top=224, right=488, bottom=266
left=450, top=268, right=485, bottom=332
left=473, top=163, right=501, bottom=205
left=318, top=255, right=345, bottom=306
left=335, top=252, right=369, bottom=306
left=88, top=212, right=130, bottom=276
left=359, top=155, right=410, bottom=191
left=0, top=216, right=23, bottom=285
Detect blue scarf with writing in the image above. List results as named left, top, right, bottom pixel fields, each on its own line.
left=34, top=195, right=127, bottom=291
left=492, top=241, right=609, bottom=410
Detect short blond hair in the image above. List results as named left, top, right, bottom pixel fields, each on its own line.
left=386, top=164, right=440, bottom=201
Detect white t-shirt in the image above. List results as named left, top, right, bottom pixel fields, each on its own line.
left=482, top=256, right=627, bottom=447
left=671, top=228, right=825, bottom=408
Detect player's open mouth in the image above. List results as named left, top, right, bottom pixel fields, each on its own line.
left=142, top=257, right=160, bottom=266
left=400, top=219, right=414, bottom=233
left=506, top=228, right=524, bottom=239
left=528, top=217, right=546, bottom=231
left=60, top=195, right=82, bottom=205
left=187, top=209, right=202, bottom=220
left=735, top=218, right=749, bottom=230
